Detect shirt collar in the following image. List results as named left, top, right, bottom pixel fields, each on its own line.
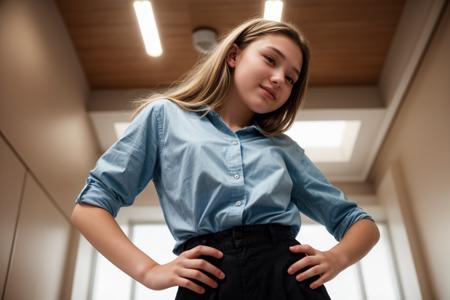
left=198, top=104, right=264, bottom=133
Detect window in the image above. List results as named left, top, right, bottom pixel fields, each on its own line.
left=298, top=223, right=401, bottom=300
left=85, top=222, right=401, bottom=300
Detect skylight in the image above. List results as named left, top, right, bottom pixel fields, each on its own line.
left=285, top=121, right=361, bottom=162
left=114, top=122, right=130, bottom=139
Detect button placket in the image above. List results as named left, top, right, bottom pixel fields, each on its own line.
left=226, top=136, right=245, bottom=218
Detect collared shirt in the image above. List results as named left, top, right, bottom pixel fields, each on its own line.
left=75, top=98, right=373, bottom=255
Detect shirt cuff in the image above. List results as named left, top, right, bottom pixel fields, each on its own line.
left=74, top=177, right=121, bottom=218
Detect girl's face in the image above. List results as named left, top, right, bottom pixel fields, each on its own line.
left=226, top=33, right=303, bottom=115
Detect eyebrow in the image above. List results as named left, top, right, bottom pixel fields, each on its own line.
left=266, top=46, right=301, bottom=78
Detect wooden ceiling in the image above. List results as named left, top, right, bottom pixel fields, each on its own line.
left=56, top=0, right=405, bottom=89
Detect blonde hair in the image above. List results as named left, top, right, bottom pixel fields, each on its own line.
left=131, top=18, right=311, bottom=136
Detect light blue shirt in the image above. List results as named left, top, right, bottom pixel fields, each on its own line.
left=75, top=98, right=373, bottom=255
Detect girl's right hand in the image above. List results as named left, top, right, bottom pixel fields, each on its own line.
left=142, top=245, right=226, bottom=294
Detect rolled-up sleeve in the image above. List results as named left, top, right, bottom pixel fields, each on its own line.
left=291, top=148, right=374, bottom=241
left=75, top=101, right=164, bottom=217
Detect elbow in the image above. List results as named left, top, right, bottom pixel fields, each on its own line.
left=71, top=203, right=90, bottom=228
left=365, top=218, right=381, bottom=246
left=350, top=218, right=381, bottom=247
left=373, top=221, right=381, bottom=244
left=70, top=204, right=81, bottom=227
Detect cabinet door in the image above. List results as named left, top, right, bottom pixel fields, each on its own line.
left=3, top=174, right=71, bottom=300
left=0, top=136, right=26, bottom=295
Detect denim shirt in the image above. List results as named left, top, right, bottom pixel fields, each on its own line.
left=75, top=98, right=373, bottom=255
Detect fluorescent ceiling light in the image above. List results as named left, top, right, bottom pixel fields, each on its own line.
left=263, top=0, right=284, bottom=21
left=133, top=0, right=163, bottom=57
left=285, top=121, right=361, bottom=162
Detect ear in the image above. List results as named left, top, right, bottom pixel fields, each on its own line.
left=226, top=43, right=240, bottom=68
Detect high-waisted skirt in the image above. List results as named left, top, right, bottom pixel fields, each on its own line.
left=175, top=223, right=331, bottom=300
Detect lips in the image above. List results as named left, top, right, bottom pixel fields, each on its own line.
left=260, top=85, right=276, bottom=100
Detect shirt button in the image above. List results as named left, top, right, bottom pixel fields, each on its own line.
left=232, top=140, right=238, bottom=145
left=234, top=174, right=240, bottom=179
left=235, top=201, right=242, bottom=207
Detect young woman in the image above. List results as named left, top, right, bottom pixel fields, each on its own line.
left=71, top=18, right=380, bottom=299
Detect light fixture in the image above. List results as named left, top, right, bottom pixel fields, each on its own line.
left=192, top=27, right=218, bottom=54
left=133, top=0, right=163, bottom=57
left=263, top=0, right=284, bottom=22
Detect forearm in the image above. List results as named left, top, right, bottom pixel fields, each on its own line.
left=71, top=203, right=159, bottom=284
left=329, top=218, right=380, bottom=269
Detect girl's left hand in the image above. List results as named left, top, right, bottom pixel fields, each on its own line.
left=287, top=244, right=346, bottom=289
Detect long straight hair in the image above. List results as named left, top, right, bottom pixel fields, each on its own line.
left=131, top=18, right=311, bottom=136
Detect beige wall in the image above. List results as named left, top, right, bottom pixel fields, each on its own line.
left=370, top=3, right=450, bottom=299
left=0, top=135, right=73, bottom=299
left=0, top=0, right=100, bottom=298
left=0, top=136, right=26, bottom=297
left=0, top=0, right=99, bottom=217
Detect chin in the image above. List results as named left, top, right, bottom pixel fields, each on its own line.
left=250, top=103, right=278, bottom=114
left=243, top=98, right=274, bottom=114
left=248, top=106, right=270, bottom=114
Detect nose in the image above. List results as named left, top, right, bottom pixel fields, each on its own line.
left=270, top=69, right=284, bottom=86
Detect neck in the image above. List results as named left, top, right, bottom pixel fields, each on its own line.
left=215, top=88, right=254, bottom=131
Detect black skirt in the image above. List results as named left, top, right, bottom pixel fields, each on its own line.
left=175, top=223, right=332, bottom=300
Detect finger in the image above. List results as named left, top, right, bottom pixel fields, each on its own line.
left=289, top=244, right=316, bottom=255
left=175, top=277, right=206, bottom=294
left=310, top=273, right=330, bottom=289
left=287, top=255, right=318, bottom=274
left=183, top=258, right=225, bottom=280
left=178, top=268, right=218, bottom=289
left=183, top=245, right=224, bottom=259
left=296, top=265, right=323, bottom=281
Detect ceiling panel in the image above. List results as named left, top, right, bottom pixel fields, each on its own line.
left=56, top=0, right=405, bottom=89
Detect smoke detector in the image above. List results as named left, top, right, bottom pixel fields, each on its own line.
left=192, top=27, right=218, bottom=54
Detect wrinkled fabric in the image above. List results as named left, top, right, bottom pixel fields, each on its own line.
left=75, top=98, right=373, bottom=254
left=174, top=224, right=331, bottom=300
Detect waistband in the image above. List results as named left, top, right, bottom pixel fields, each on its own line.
left=177, top=223, right=296, bottom=254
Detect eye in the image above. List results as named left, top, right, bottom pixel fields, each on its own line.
left=264, top=55, right=276, bottom=65
left=286, top=76, right=294, bottom=85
